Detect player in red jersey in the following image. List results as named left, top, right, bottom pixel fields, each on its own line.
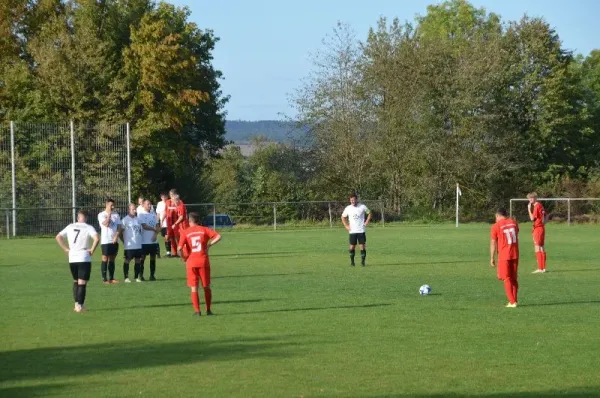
left=178, top=212, right=221, bottom=316
left=165, top=189, right=181, bottom=257
left=490, top=208, right=520, bottom=308
left=527, top=192, right=548, bottom=273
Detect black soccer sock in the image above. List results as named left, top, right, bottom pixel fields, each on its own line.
left=101, top=261, right=108, bottom=281
left=73, top=282, right=78, bottom=302
left=150, top=259, right=156, bottom=277
left=140, top=260, right=145, bottom=278
left=164, top=240, right=170, bottom=253
left=108, top=261, right=115, bottom=280
left=76, top=284, right=87, bottom=305
left=156, top=244, right=160, bottom=256
left=134, top=262, right=141, bottom=279
left=123, top=262, right=129, bottom=279
left=349, top=249, right=356, bottom=265
left=361, top=250, right=367, bottom=265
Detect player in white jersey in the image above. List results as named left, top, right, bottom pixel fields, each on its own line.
left=341, top=193, right=372, bottom=266
left=136, top=195, right=155, bottom=215
left=121, top=203, right=144, bottom=282
left=55, top=211, right=100, bottom=312
left=155, top=192, right=169, bottom=256
left=98, top=199, right=122, bottom=284
left=140, top=200, right=161, bottom=281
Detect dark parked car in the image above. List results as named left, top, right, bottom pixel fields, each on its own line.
left=202, top=214, right=235, bottom=228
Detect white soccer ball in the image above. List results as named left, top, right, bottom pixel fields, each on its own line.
left=419, top=284, right=432, bottom=295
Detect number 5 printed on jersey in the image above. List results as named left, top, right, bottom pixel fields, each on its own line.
left=503, top=228, right=517, bottom=244
left=191, top=236, right=202, bottom=253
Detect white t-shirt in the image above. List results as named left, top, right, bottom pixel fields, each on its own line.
left=59, top=223, right=98, bottom=263
left=156, top=201, right=167, bottom=228
left=98, top=211, right=121, bottom=244
left=139, top=212, right=159, bottom=245
left=342, top=204, right=371, bottom=234
left=122, top=215, right=143, bottom=250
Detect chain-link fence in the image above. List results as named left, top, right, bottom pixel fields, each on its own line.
left=0, top=121, right=130, bottom=237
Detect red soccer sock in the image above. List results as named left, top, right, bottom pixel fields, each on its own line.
left=204, top=287, right=212, bottom=312
left=512, top=279, right=519, bottom=303
left=536, top=252, right=544, bottom=270
left=504, top=279, right=516, bottom=304
left=541, top=252, right=547, bottom=270
left=191, top=292, right=200, bottom=312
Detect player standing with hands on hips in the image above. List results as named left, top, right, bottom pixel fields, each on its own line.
left=178, top=212, right=221, bottom=316
left=55, top=211, right=100, bottom=312
left=527, top=192, right=548, bottom=273
left=341, top=193, right=372, bottom=267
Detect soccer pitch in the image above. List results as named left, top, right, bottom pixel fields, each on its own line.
left=1, top=224, right=599, bottom=397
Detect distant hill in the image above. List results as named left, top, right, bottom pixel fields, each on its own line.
left=225, top=120, right=307, bottom=143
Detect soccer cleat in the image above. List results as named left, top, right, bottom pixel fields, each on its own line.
left=140, top=276, right=146, bottom=281
left=350, top=262, right=355, bottom=267
left=206, top=310, right=214, bottom=316
left=135, top=278, right=142, bottom=283
left=532, top=269, right=546, bottom=274
left=193, top=312, right=201, bottom=316
left=110, top=279, right=120, bottom=284
left=505, top=303, right=518, bottom=308
left=149, top=276, right=156, bottom=281
left=124, top=278, right=131, bottom=283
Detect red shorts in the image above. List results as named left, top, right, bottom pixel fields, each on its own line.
left=533, top=227, right=545, bottom=246
left=498, top=259, right=518, bottom=280
left=187, top=266, right=210, bottom=288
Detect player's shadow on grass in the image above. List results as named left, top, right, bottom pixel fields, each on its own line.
left=94, top=298, right=278, bottom=312
left=0, top=337, right=302, bottom=383
left=369, top=260, right=481, bottom=267
left=225, top=302, right=391, bottom=316
left=519, top=299, right=600, bottom=307
left=363, top=387, right=600, bottom=397
left=546, top=268, right=598, bottom=273
left=212, top=251, right=307, bottom=258
left=214, top=272, right=309, bottom=279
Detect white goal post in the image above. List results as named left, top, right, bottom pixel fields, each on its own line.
left=509, top=197, right=600, bottom=225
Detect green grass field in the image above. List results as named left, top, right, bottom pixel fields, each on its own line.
left=1, top=224, right=600, bottom=397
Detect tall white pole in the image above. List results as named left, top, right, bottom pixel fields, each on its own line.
left=70, top=121, right=76, bottom=222
left=126, top=123, right=131, bottom=204
left=455, top=183, right=460, bottom=228
left=10, top=121, right=16, bottom=236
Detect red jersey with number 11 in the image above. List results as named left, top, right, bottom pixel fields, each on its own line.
left=491, top=218, right=519, bottom=261
left=179, top=225, right=219, bottom=268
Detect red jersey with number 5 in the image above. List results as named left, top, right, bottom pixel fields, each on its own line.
left=179, top=225, right=219, bottom=268
left=491, top=218, right=519, bottom=261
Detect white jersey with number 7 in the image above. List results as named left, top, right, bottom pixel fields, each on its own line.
left=59, top=223, right=98, bottom=263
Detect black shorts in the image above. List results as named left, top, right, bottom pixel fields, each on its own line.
left=124, top=249, right=143, bottom=261
left=349, top=233, right=366, bottom=245
left=70, top=262, right=91, bottom=281
left=161, top=227, right=167, bottom=237
left=142, top=244, right=158, bottom=256
left=101, top=243, right=119, bottom=256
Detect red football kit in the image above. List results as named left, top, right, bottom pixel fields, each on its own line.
left=491, top=217, right=520, bottom=304
left=179, top=225, right=220, bottom=314
left=531, top=201, right=547, bottom=271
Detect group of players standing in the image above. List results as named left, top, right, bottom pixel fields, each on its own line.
left=55, top=189, right=222, bottom=315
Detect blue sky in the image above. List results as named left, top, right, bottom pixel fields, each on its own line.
left=169, top=0, right=600, bottom=121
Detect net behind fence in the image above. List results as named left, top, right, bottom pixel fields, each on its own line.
left=510, top=198, right=600, bottom=224
left=0, top=122, right=129, bottom=237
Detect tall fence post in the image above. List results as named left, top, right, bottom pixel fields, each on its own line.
left=381, top=200, right=385, bottom=227
left=5, top=210, right=9, bottom=239
left=273, top=204, right=277, bottom=231
left=70, top=121, right=76, bottom=222
left=10, top=121, right=16, bottom=237
left=567, top=199, right=571, bottom=226
left=126, top=123, right=131, bottom=204
left=212, top=204, right=216, bottom=229
left=328, top=202, right=333, bottom=228
left=509, top=200, right=513, bottom=219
